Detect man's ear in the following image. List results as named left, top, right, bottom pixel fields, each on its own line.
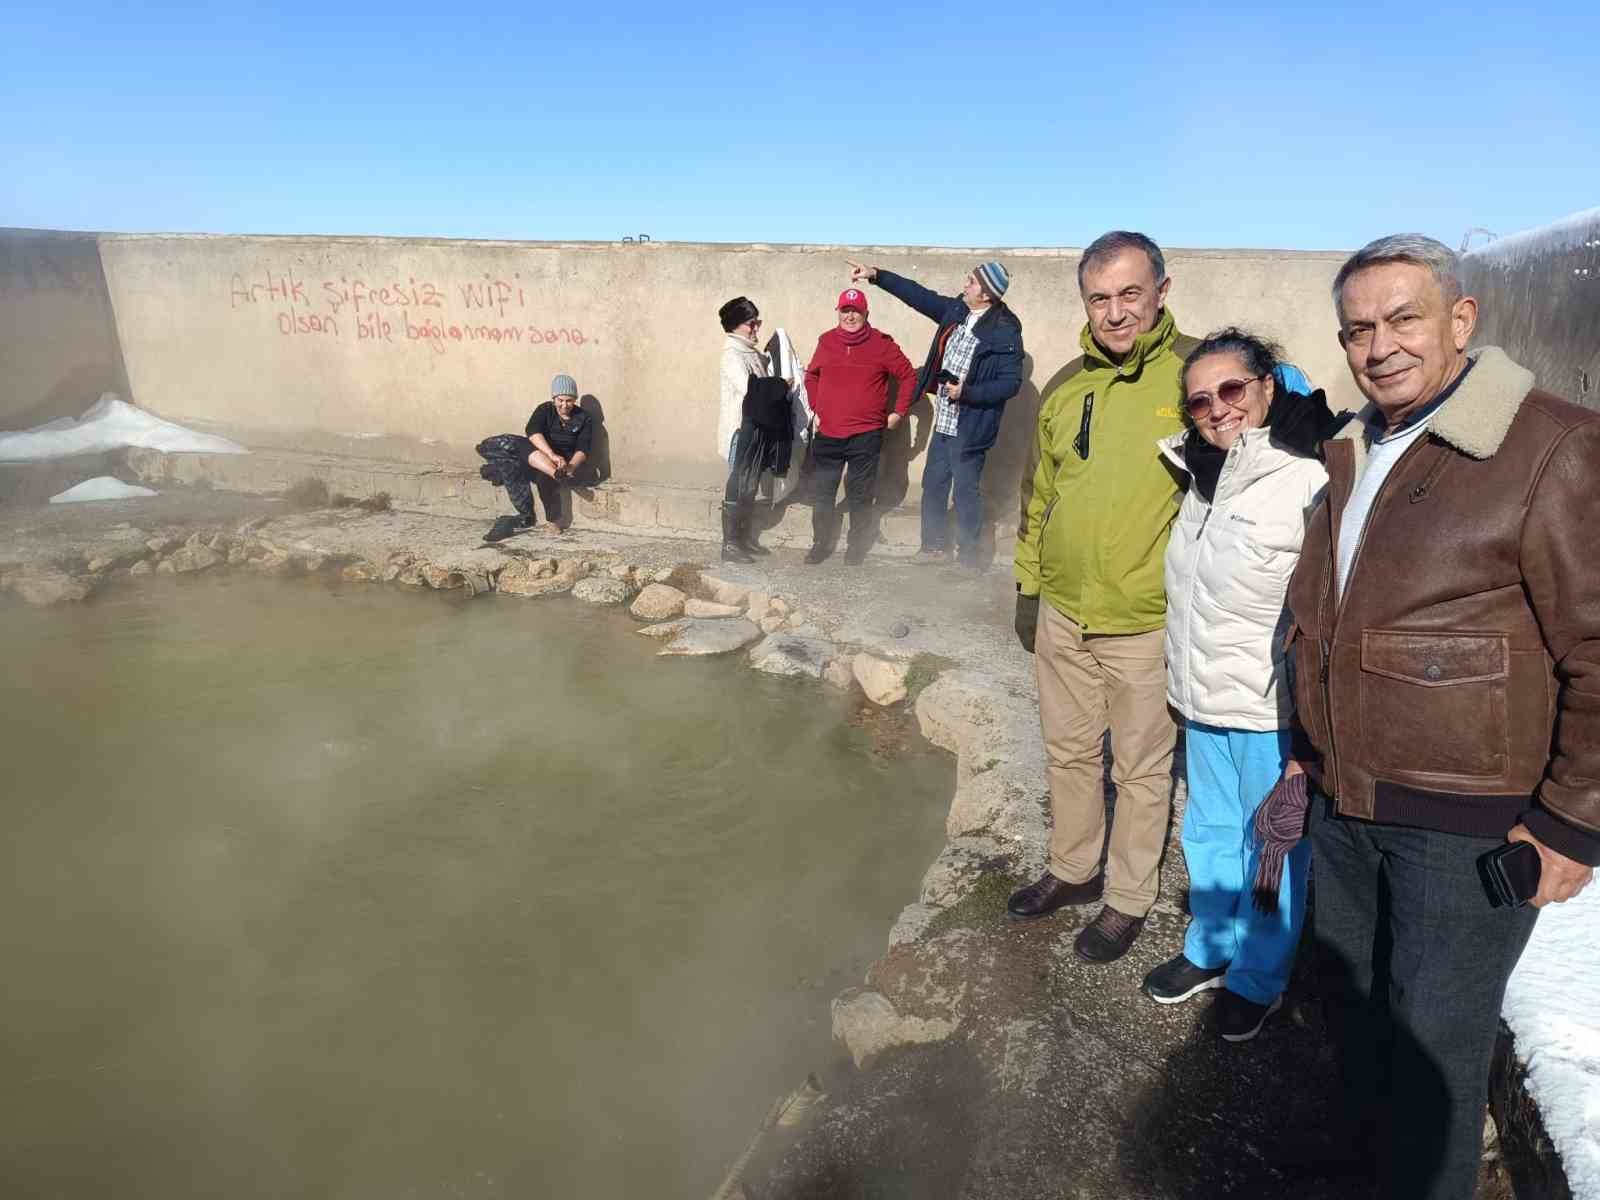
left=1451, top=295, right=1479, bottom=351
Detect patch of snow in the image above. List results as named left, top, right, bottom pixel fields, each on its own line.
left=0, top=393, right=247, bottom=462
left=1503, top=883, right=1600, bottom=1198
left=48, top=477, right=159, bottom=504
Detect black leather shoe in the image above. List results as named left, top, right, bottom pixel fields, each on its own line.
left=1006, top=871, right=1104, bottom=919
left=1073, top=905, right=1145, bottom=963
left=803, top=545, right=830, bottom=565
left=483, top=515, right=530, bottom=542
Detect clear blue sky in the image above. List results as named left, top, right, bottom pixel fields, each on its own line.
left=4, top=0, right=1596, bottom=250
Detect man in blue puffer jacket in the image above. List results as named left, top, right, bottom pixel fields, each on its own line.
left=848, top=258, right=1025, bottom=567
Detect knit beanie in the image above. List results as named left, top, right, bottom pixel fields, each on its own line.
left=550, top=373, right=578, bottom=399
left=974, top=261, right=1010, bottom=301
left=719, top=296, right=760, bottom=332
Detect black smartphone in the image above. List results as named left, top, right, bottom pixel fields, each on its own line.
left=1479, top=841, right=1542, bottom=908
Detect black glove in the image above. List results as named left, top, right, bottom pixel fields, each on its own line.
left=1014, top=592, right=1040, bottom=654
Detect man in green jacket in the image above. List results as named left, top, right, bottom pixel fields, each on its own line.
left=1009, top=231, right=1192, bottom=963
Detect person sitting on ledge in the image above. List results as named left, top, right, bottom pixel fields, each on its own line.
left=478, top=373, right=598, bottom=542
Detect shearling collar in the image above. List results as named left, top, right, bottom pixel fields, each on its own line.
left=1330, top=346, right=1535, bottom=460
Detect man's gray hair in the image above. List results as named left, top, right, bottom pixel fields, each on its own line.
left=1077, top=231, right=1166, bottom=290
left=1331, top=234, right=1463, bottom=319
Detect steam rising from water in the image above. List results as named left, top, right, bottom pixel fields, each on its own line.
left=0, top=574, right=951, bottom=1198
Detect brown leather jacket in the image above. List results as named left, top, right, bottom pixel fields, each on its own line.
left=1287, top=347, right=1600, bottom=865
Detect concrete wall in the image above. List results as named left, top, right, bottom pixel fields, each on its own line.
left=0, top=228, right=131, bottom=430
left=90, top=234, right=1360, bottom=514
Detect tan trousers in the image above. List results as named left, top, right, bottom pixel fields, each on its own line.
left=1035, top=600, right=1176, bottom=918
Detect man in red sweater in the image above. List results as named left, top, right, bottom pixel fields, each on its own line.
left=802, top=287, right=918, bottom=564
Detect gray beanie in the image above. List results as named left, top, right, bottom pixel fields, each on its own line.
left=550, top=373, right=578, bottom=398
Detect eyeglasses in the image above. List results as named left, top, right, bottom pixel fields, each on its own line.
left=1184, top=375, right=1264, bottom=418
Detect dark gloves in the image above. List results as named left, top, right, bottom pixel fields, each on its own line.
left=1014, top=592, right=1040, bottom=654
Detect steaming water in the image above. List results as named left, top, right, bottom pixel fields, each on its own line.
left=0, top=574, right=952, bottom=1199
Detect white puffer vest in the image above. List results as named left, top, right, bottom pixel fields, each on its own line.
left=1161, top=427, right=1328, bottom=731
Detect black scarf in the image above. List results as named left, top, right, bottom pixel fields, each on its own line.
left=1183, top=385, right=1346, bottom=503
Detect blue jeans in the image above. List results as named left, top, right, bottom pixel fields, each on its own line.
left=1180, top=721, right=1309, bottom=1004
left=919, top=432, right=986, bottom=561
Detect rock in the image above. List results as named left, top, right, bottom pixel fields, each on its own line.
left=572, top=576, right=630, bottom=605
left=630, top=583, right=687, bottom=621
left=651, top=566, right=676, bottom=584
left=771, top=596, right=790, bottom=615
left=891, top=621, right=912, bottom=639
left=497, top=559, right=577, bottom=597
left=167, top=544, right=224, bottom=573
left=342, top=562, right=382, bottom=583
left=207, top=533, right=234, bottom=553
left=155, top=559, right=176, bottom=575
left=831, top=987, right=958, bottom=1070
left=888, top=902, right=941, bottom=948
left=759, top=614, right=785, bottom=635
left=128, top=559, right=154, bottom=577
left=853, top=652, right=911, bottom=706
left=786, top=608, right=809, bottom=627
left=422, top=563, right=465, bottom=590
left=919, top=836, right=1009, bottom=908
left=748, top=634, right=834, bottom=679
left=683, top=598, right=743, bottom=619
left=226, top=547, right=248, bottom=565
left=635, top=618, right=690, bottom=640
left=86, top=549, right=145, bottom=573
left=657, top=617, right=762, bottom=657
left=184, top=531, right=207, bottom=549
left=745, top=590, right=772, bottom=619
left=145, top=536, right=179, bottom=555
left=700, top=574, right=750, bottom=608
left=10, top=570, right=94, bottom=605
left=822, top=658, right=856, bottom=690
left=603, top=561, right=632, bottom=581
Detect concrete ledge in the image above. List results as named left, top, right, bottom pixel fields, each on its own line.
left=122, top=446, right=1010, bottom=553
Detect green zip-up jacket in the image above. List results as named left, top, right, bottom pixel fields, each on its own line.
left=1015, top=309, right=1194, bottom=635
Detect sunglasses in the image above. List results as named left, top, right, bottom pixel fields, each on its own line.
left=1184, top=375, right=1265, bottom=418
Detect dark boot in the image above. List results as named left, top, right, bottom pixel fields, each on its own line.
left=483, top=514, right=531, bottom=543
left=721, top=503, right=755, bottom=563
left=737, top=501, right=770, bottom=556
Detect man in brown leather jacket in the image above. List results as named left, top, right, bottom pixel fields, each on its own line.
left=1285, top=234, right=1597, bottom=1199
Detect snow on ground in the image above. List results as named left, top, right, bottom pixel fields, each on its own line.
left=1503, top=883, right=1600, bottom=1199
left=48, top=477, right=159, bottom=504
left=0, top=394, right=246, bottom=461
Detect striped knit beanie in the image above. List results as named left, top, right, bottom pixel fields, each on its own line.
left=974, top=261, right=1010, bottom=300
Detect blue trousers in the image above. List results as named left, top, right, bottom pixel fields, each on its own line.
left=1180, top=721, right=1309, bottom=1004
left=919, top=432, right=986, bottom=561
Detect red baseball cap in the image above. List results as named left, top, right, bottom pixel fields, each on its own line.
left=836, top=287, right=868, bottom=314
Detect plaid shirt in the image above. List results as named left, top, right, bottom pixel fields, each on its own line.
left=932, top=324, right=980, bottom=436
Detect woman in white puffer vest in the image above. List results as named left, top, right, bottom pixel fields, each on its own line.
left=1141, top=328, right=1344, bottom=1043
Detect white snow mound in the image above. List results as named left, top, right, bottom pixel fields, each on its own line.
left=1503, top=883, right=1600, bottom=1199
left=0, top=394, right=247, bottom=462
left=48, top=477, right=160, bottom=504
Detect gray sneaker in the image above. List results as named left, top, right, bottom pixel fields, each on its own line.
left=909, top=548, right=949, bottom=566
left=1216, top=990, right=1282, bottom=1042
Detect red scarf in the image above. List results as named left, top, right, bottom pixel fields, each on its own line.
left=835, top=322, right=871, bottom=347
